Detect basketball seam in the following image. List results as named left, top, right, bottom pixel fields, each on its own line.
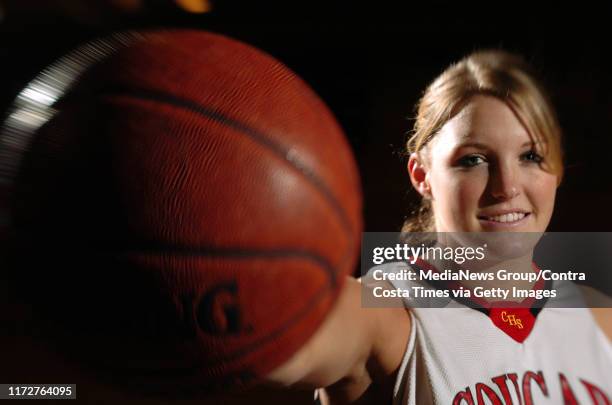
left=118, top=245, right=337, bottom=288
left=91, top=281, right=336, bottom=379
left=102, top=88, right=356, bottom=239
left=108, top=245, right=356, bottom=375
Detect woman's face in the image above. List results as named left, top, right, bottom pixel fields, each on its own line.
left=409, top=95, right=558, bottom=233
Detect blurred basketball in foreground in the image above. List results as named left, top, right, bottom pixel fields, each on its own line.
left=0, top=30, right=362, bottom=396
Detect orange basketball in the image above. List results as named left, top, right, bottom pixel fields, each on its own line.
left=1, top=30, right=362, bottom=396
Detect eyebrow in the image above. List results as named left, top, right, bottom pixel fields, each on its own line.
left=456, top=140, right=538, bottom=149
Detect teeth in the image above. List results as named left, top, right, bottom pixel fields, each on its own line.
left=486, top=212, right=526, bottom=223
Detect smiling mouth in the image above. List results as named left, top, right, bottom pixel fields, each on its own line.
left=478, top=212, right=531, bottom=223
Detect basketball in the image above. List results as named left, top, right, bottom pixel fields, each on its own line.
left=2, top=30, right=362, bottom=395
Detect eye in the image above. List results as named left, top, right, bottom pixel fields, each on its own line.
left=521, top=150, right=544, bottom=163
left=457, top=154, right=486, bottom=167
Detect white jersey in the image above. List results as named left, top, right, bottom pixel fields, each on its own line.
left=364, top=261, right=612, bottom=405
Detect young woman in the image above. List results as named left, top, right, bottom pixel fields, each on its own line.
left=265, top=50, right=612, bottom=404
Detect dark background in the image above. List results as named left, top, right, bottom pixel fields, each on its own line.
left=1, top=1, right=611, bottom=232
left=0, top=1, right=611, bottom=403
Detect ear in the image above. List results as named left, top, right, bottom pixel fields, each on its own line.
left=407, top=153, right=431, bottom=198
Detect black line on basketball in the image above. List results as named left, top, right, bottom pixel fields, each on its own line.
left=94, top=282, right=334, bottom=378
left=101, top=88, right=355, bottom=238
left=112, top=244, right=338, bottom=288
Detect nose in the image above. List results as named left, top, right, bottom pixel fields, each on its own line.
left=489, top=161, right=520, bottom=200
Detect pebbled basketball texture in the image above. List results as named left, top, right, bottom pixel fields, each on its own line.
left=6, top=30, right=362, bottom=395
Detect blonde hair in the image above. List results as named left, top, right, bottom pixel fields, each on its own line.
left=403, top=50, right=564, bottom=232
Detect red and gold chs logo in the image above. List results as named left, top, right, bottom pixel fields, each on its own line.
left=489, top=308, right=535, bottom=343
left=501, top=311, right=524, bottom=329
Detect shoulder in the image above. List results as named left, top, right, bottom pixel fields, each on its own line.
left=266, top=277, right=411, bottom=402
left=579, top=285, right=612, bottom=343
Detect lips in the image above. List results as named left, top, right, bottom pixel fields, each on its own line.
left=478, top=211, right=531, bottom=224
left=483, top=212, right=526, bottom=223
